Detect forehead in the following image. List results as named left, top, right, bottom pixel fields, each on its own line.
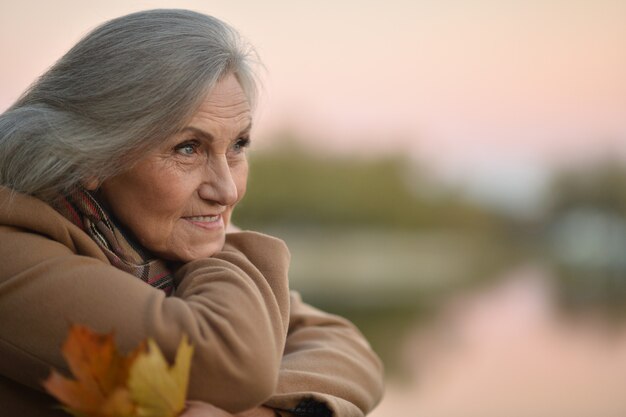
left=190, top=75, right=251, bottom=125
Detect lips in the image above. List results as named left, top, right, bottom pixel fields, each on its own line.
left=185, top=215, right=220, bottom=222
left=183, top=214, right=223, bottom=230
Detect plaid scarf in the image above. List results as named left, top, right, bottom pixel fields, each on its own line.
left=53, top=188, right=174, bottom=295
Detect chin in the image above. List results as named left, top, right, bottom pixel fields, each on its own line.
left=176, top=237, right=226, bottom=262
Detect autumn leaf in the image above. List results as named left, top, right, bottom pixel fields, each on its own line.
left=43, top=325, right=141, bottom=417
left=43, top=325, right=193, bottom=417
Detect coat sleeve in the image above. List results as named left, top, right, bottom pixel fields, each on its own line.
left=0, top=229, right=290, bottom=413
left=265, top=291, right=385, bottom=417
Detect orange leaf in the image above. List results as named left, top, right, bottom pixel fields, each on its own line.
left=43, top=324, right=143, bottom=417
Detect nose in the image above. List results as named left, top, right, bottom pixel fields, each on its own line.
left=198, top=155, right=238, bottom=206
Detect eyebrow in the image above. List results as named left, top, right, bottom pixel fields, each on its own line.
left=180, top=122, right=252, bottom=141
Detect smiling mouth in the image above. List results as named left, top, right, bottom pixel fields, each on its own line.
left=183, top=214, right=223, bottom=230
left=186, top=215, right=220, bottom=222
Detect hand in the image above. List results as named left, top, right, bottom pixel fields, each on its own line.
left=180, top=401, right=234, bottom=417
left=181, top=402, right=276, bottom=417
left=236, top=406, right=277, bottom=417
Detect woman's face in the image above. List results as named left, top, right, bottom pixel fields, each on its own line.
left=97, top=74, right=251, bottom=261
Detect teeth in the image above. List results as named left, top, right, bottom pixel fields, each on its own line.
left=187, top=215, right=220, bottom=222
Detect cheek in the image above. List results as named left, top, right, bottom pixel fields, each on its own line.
left=101, top=167, right=194, bottom=236
left=131, top=180, right=187, bottom=220
left=142, top=180, right=188, bottom=211
left=120, top=185, right=194, bottom=253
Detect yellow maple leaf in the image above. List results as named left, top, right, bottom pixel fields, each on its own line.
left=128, top=336, right=194, bottom=417
left=43, top=325, right=193, bottom=417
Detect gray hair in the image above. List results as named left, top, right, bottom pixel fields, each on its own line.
left=0, top=9, right=259, bottom=202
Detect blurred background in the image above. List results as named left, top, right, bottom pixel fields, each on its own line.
left=3, top=1, right=626, bottom=415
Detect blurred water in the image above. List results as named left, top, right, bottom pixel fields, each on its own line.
left=371, top=267, right=626, bottom=417
left=269, top=228, right=513, bottom=306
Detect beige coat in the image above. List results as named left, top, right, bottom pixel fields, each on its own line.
left=0, top=188, right=384, bottom=416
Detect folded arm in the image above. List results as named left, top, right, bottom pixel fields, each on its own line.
left=265, top=292, right=385, bottom=417
left=0, top=229, right=290, bottom=413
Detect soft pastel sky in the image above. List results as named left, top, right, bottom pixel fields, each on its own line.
left=1, top=1, right=625, bottom=211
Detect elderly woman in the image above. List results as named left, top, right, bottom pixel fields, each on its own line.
left=0, top=9, right=383, bottom=417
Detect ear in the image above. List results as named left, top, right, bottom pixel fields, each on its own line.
left=82, top=177, right=99, bottom=191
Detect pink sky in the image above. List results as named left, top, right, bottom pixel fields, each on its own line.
left=1, top=1, right=625, bottom=210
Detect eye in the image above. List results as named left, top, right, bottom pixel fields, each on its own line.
left=232, top=137, right=251, bottom=153
left=174, top=140, right=200, bottom=156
